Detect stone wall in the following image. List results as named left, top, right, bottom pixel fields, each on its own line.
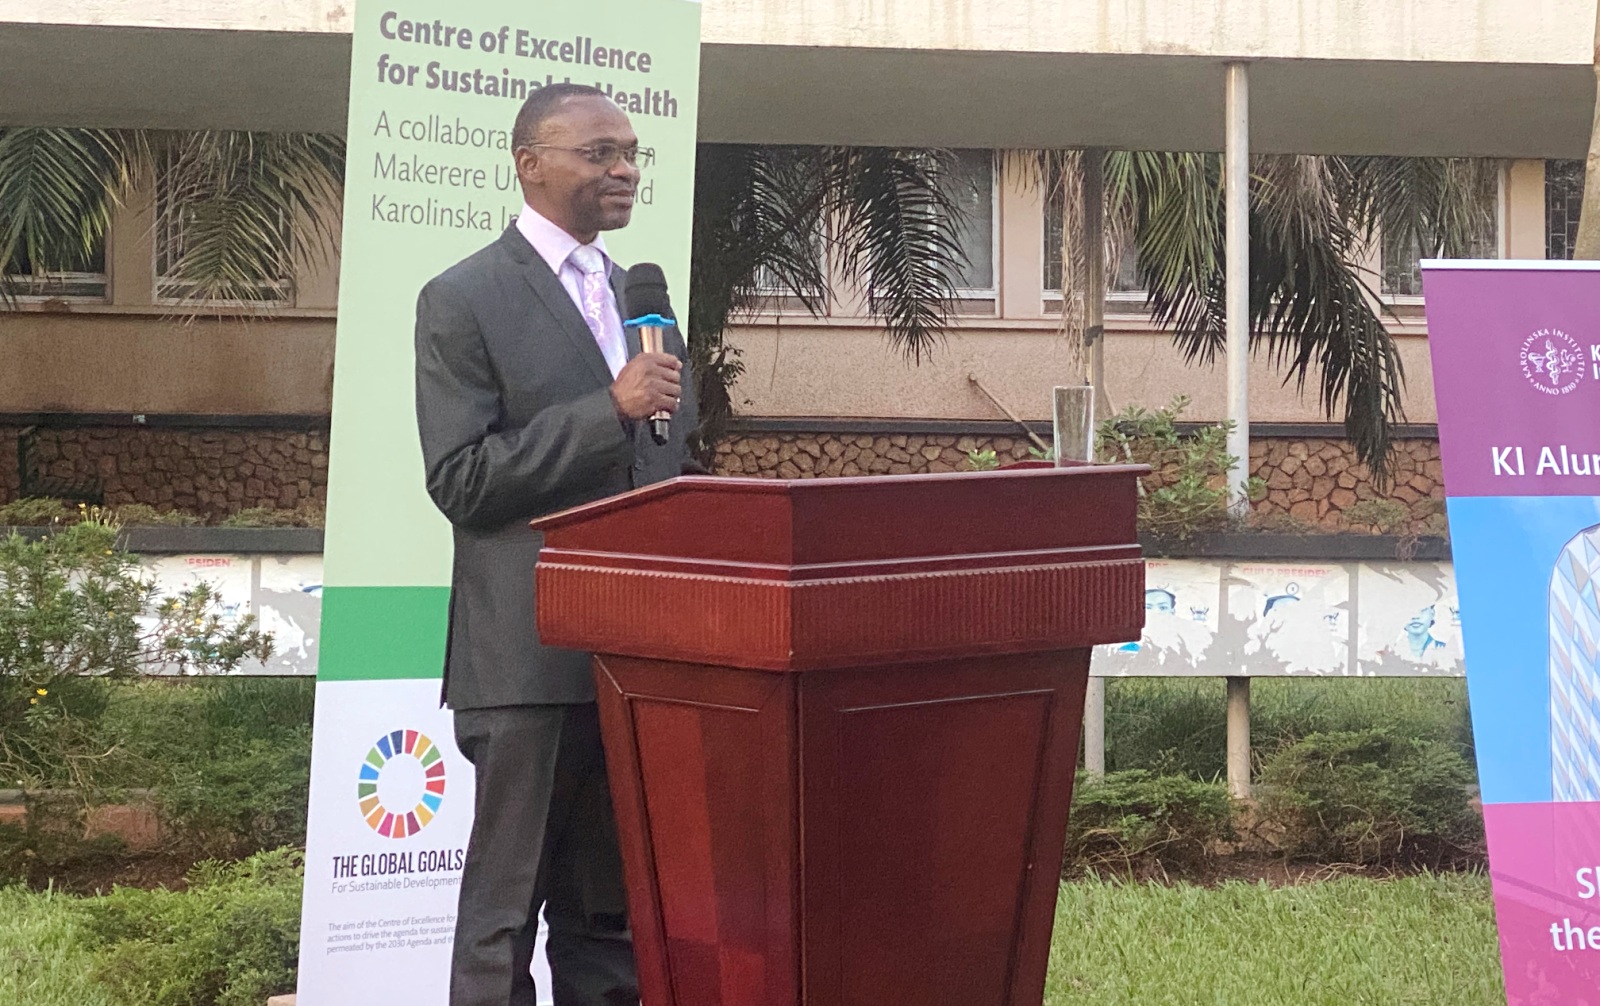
left=1, top=424, right=1443, bottom=533
left=0, top=426, right=328, bottom=520
left=712, top=432, right=997, bottom=479
left=1248, top=436, right=1443, bottom=531
left=712, top=431, right=1445, bottom=533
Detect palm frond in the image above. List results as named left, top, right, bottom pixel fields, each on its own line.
left=1340, top=155, right=1500, bottom=259
left=1250, top=155, right=1405, bottom=480
left=1130, top=152, right=1227, bottom=362
left=1129, top=152, right=1408, bottom=483
left=687, top=143, right=830, bottom=464
left=0, top=127, right=133, bottom=303
left=153, top=131, right=345, bottom=306
left=688, top=144, right=827, bottom=343
left=826, top=147, right=966, bottom=363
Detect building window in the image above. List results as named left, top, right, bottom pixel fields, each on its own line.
left=1043, top=179, right=1143, bottom=303
left=154, top=148, right=291, bottom=304
left=3, top=242, right=107, bottom=301
left=752, top=226, right=828, bottom=314
left=942, top=149, right=997, bottom=298
left=1379, top=168, right=1500, bottom=297
left=864, top=149, right=995, bottom=314
left=1546, top=159, right=1584, bottom=261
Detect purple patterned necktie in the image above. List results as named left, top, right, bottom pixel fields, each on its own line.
left=568, top=244, right=625, bottom=376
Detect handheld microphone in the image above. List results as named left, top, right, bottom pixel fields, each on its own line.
left=623, top=264, right=675, bottom=446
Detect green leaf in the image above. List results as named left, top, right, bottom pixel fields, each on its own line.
left=0, top=127, right=132, bottom=303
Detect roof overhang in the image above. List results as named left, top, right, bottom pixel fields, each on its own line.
left=1, top=0, right=1593, bottom=157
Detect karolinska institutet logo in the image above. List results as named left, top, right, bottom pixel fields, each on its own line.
left=358, top=729, right=447, bottom=839
left=1520, top=329, right=1592, bottom=396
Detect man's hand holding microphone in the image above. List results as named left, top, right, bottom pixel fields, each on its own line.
left=613, top=263, right=680, bottom=445
left=609, top=352, right=681, bottom=422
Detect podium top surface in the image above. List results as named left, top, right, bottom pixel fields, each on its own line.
left=531, top=466, right=1145, bottom=570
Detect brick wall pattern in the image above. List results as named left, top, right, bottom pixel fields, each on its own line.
left=2, top=426, right=1441, bottom=532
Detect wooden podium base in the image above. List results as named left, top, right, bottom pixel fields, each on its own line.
left=532, top=469, right=1146, bottom=1006
left=595, top=649, right=1091, bottom=1006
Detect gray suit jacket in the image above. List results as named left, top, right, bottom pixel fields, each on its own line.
left=415, top=224, right=697, bottom=709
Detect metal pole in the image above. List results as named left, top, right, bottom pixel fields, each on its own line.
left=1083, top=676, right=1106, bottom=778
left=1083, top=149, right=1109, bottom=419
left=1081, top=149, right=1109, bottom=778
left=1224, top=62, right=1251, bottom=510
left=1226, top=676, right=1252, bottom=799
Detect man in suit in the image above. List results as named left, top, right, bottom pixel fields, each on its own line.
left=414, top=83, right=697, bottom=1006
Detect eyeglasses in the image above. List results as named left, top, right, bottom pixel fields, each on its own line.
left=524, top=143, right=653, bottom=169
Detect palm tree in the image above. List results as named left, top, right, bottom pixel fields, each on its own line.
left=1028, top=151, right=1497, bottom=483
left=690, top=145, right=1495, bottom=482
left=687, top=145, right=972, bottom=462
left=0, top=127, right=344, bottom=307
left=6, top=126, right=1493, bottom=485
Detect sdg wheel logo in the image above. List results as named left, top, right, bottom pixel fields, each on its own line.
left=358, top=729, right=446, bottom=839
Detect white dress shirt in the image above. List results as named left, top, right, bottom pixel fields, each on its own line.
left=514, top=204, right=628, bottom=378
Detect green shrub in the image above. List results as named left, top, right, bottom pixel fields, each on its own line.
left=1063, top=771, right=1234, bottom=879
left=963, top=448, right=1000, bottom=471
left=159, top=730, right=311, bottom=859
left=1343, top=499, right=1410, bottom=534
left=0, top=497, right=77, bottom=526
left=219, top=502, right=325, bottom=528
left=0, top=522, right=273, bottom=788
left=96, top=679, right=314, bottom=858
left=109, top=504, right=206, bottom=527
left=83, top=848, right=303, bottom=1006
left=1095, top=396, right=1264, bottom=539
left=1257, top=729, right=1482, bottom=867
left=2, top=679, right=315, bottom=873
left=1102, top=677, right=1475, bottom=783
left=163, top=680, right=313, bottom=856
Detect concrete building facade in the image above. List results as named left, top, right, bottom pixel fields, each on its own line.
left=2, top=0, right=1597, bottom=528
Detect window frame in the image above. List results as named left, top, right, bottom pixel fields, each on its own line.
left=1041, top=192, right=1148, bottom=313
left=3, top=243, right=109, bottom=304
left=944, top=148, right=1000, bottom=305
left=1378, top=163, right=1505, bottom=306
left=152, top=148, right=294, bottom=308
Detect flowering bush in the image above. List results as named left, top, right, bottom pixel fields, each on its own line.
left=0, top=517, right=272, bottom=781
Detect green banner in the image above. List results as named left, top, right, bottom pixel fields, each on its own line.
left=297, top=3, right=702, bottom=1001
left=317, top=0, right=703, bottom=680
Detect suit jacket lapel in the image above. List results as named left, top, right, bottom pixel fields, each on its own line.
left=611, top=266, right=643, bottom=360
left=497, top=226, right=614, bottom=389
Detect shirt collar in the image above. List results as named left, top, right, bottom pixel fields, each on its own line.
left=515, top=204, right=610, bottom=277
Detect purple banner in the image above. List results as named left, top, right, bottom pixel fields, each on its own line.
left=1426, top=266, right=1600, bottom=497
left=1425, top=261, right=1600, bottom=1004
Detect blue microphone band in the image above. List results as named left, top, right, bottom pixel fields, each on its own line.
left=624, top=314, right=675, bottom=329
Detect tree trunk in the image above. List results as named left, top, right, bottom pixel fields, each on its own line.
left=1573, top=1, right=1600, bottom=259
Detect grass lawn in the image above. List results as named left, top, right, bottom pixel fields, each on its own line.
left=1048, top=873, right=1502, bottom=1005
left=1, top=869, right=1500, bottom=1006
left=0, top=887, right=112, bottom=1006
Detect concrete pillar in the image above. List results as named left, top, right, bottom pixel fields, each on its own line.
left=1226, top=675, right=1252, bottom=799
left=1224, top=62, right=1251, bottom=508
left=1083, top=676, right=1107, bottom=778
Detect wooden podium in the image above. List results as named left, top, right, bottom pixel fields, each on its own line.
left=532, top=467, right=1145, bottom=1006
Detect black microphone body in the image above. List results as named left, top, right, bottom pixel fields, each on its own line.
left=622, top=264, right=676, bottom=446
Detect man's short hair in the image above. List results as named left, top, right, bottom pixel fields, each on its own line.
left=513, top=84, right=609, bottom=151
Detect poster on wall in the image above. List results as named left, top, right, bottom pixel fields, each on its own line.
left=1098, top=559, right=1221, bottom=673
left=1226, top=562, right=1350, bottom=675
left=294, top=2, right=703, bottom=1004
left=257, top=556, right=325, bottom=675
left=1093, top=559, right=1461, bottom=678
left=1424, top=260, right=1600, bottom=1002
left=1355, top=563, right=1463, bottom=675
